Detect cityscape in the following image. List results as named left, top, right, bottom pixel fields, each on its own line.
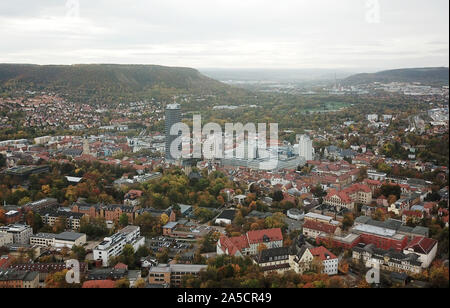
left=0, top=0, right=448, bottom=296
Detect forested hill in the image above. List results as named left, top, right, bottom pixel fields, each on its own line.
left=344, top=67, right=449, bottom=86
left=0, top=64, right=231, bottom=104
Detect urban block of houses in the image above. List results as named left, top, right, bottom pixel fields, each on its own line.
left=352, top=243, right=423, bottom=276
left=253, top=244, right=338, bottom=276
left=0, top=268, right=39, bottom=288
left=39, top=209, right=84, bottom=231
left=303, top=220, right=341, bottom=239
left=302, top=212, right=341, bottom=239
left=217, top=228, right=284, bottom=257
left=8, top=261, right=88, bottom=285
left=323, top=183, right=372, bottom=211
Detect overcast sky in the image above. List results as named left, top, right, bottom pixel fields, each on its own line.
left=0, top=0, right=448, bottom=70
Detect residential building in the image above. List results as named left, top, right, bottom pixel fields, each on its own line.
left=40, top=209, right=84, bottom=231
left=30, top=233, right=56, bottom=247
left=323, top=189, right=355, bottom=211
left=323, top=183, right=372, bottom=211
left=0, top=269, right=39, bottom=288
left=290, top=245, right=314, bottom=275
left=0, top=224, right=33, bottom=244
left=309, top=246, right=339, bottom=276
left=148, top=264, right=207, bottom=288
left=253, top=247, right=292, bottom=274
left=23, top=198, right=59, bottom=212
left=403, top=237, right=438, bottom=268
left=0, top=233, right=13, bottom=247
left=352, top=244, right=422, bottom=275
left=9, top=262, right=88, bottom=284
left=93, top=226, right=145, bottom=267
left=217, top=228, right=283, bottom=257
left=302, top=220, right=341, bottom=239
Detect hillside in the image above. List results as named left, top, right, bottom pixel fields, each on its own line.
left=344, top=67, right=449, bottom=86
left=0, top=64, right=230, bottom=104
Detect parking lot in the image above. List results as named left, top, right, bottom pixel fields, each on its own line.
left=146, top=236, right=195, bottom=254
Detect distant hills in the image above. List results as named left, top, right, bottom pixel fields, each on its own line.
left=0, top=64, right=229, bottom=104
left=344, top=67, right=449, bottom=86
left=200, top=68, right=358, bottom=82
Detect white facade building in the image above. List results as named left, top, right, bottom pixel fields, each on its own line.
left=93, top=226, right=145, bottom=267
left=367, top=114, right=379, bottom=122
left=30, top=232, right=87, bottom=249
left=298, top=135, right=314, bottom=161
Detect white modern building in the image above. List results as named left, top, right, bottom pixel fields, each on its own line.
left=367, top=170, right=387, bottom=182
left=298, top=135, right=314, bottom=161
left=367, top=114, right=379, bottom=122
left=93, top=226, right=145, bottom=267
left=309, top=246, right=339, bottom=276
left=30, top=232, right=87, bottom=249
left=403, top=237, right=438, bottom=269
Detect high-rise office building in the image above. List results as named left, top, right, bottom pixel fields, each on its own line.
left=165, top=104, right=182, bottom=162
left=298, top=134, right=314, bottom=161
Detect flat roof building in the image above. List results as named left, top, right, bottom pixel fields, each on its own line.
left=149, top=264, right=207, bottom=288
left=0, top=224, right=33, bottom=245
left=94, top=226, right=145, bottom=267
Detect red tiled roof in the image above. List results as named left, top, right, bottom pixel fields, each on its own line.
left=405, top=237, right=437, bottom=255
left=218, top=235, right=249, bottom=256
left=343, top=183, right=371, bottom=194
left=365, top=179, right=382, bottom=186
left=0, top=258, right=11, bottom=269
left=424, top=202, right=437, bottom=209
left=325, top=190, right=352, bottom=204
left=402, top=210, right=424, bottom=218
left=309, top=246, right=337, bottom=261
left=246, top=228, right=283, bottom=245
left=82, top=280, right=116, bottom=288
left=114, top=263, right=128, bottom=270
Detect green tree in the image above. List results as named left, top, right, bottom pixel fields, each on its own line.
left=119, top=214, right=129, bottom=227
left=71, top=245, right=87, bottom=261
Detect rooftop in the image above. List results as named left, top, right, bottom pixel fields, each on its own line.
left=55, top=232, right=85, bottom=242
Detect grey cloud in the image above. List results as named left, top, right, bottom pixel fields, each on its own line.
left=0, top=0, right=448, bottom=69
